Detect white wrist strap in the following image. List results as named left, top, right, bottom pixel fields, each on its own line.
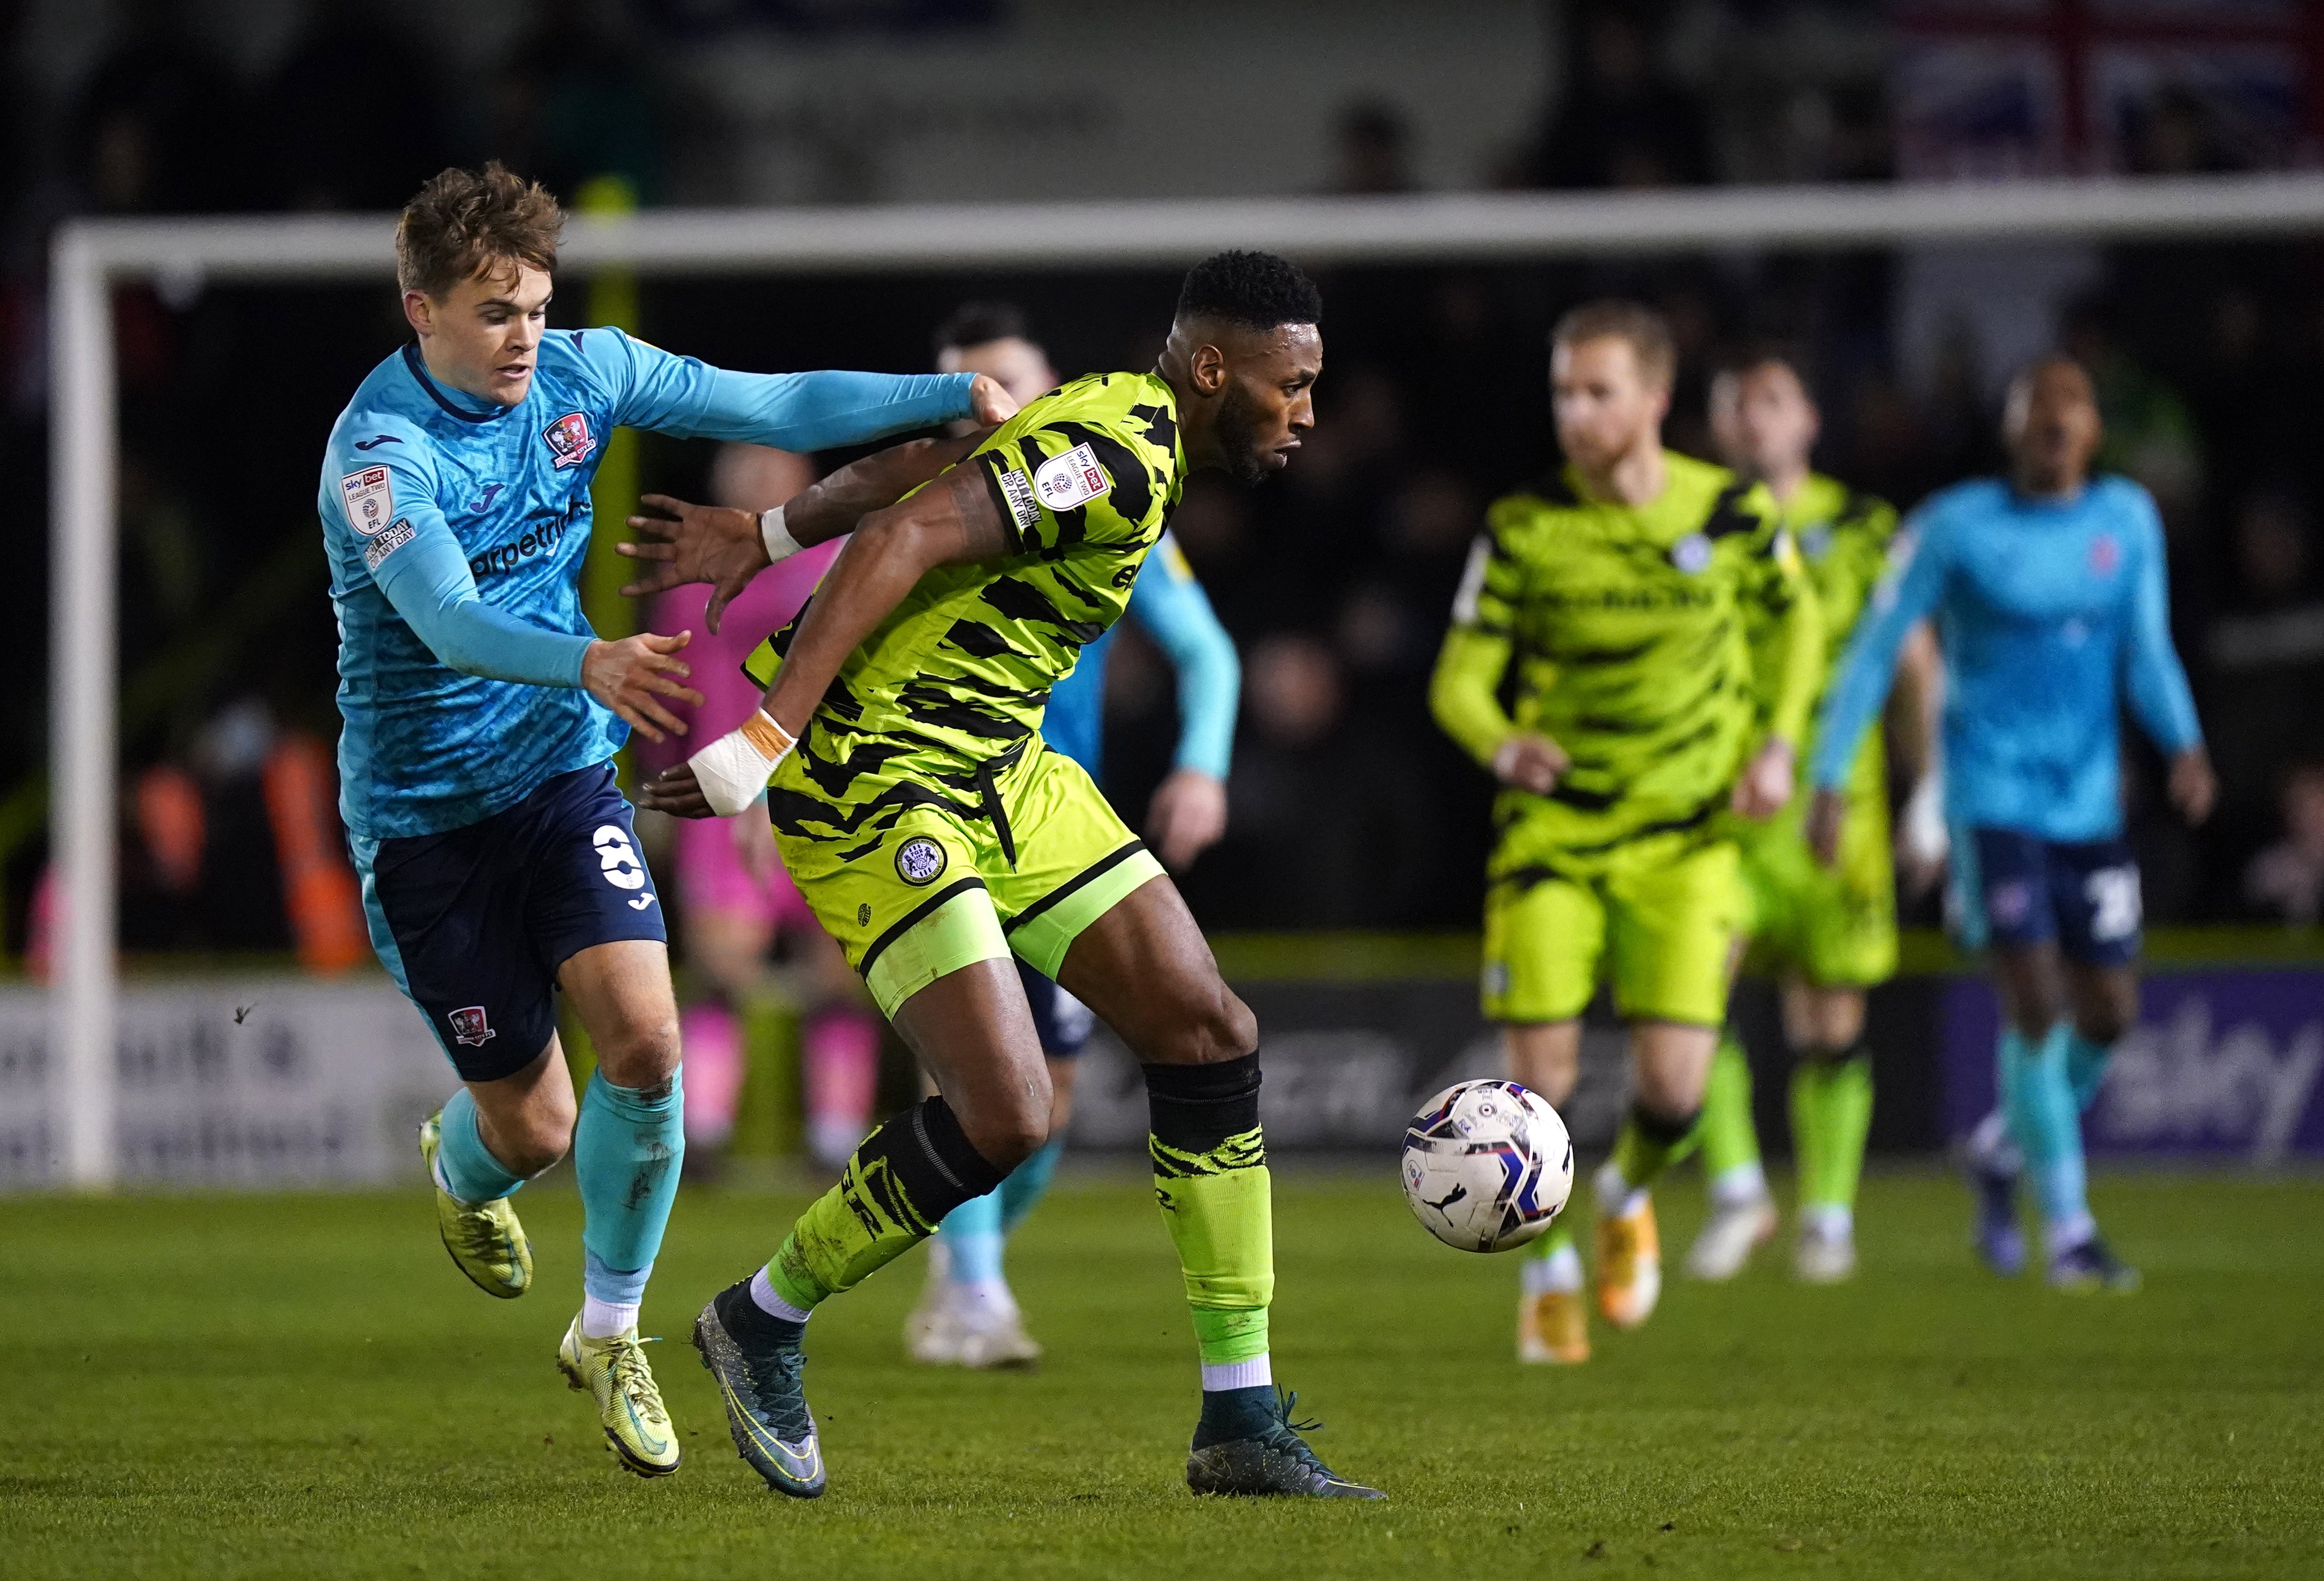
left=760, top=505, right=804, bottom=565
left=1903, top=762, right=1949, bottom=865
left=688, top=711, right=795, bottom=818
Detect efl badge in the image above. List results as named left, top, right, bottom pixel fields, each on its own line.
left=895, top=837, right=949, bottom=887
left=339, top=466, right=394, bottom=536
left=1670, top=532, right=1713, bottom=574
left=1033, top=443, right=1109, bottom=511
left=543, top=411, right=597, bottom=469
left=2089, top=533, right=2121, bottom=575
left=447, top=1005, right=497, bottom=1047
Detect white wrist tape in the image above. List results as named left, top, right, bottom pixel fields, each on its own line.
left=759, top=505, right=804, bottom=566
left=1903, top=763, right=1949, bottom=866
left=688, top=711, right=795, bottom=818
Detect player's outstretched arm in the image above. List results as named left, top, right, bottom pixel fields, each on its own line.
left=1808, top=517, right=1950, bottom=863
left=616, top=430, right=992, bottom=633
left=641, top=465, right=1012, bottom=818
left=597, top=326, right=1018, bottom=451
left=2121, top=494, right=2215, bottom=825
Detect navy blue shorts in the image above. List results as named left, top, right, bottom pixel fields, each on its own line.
left=353, top=762, right=666, bottom=1082
left=1016, top=959, right=1095, bottom=1059
left=1952, top=826, right=2142, bottom=968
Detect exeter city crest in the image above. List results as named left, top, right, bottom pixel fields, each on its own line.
left=447, top=1005, right=497, bottom=1047
left=543, top=411, right=597, bottom=469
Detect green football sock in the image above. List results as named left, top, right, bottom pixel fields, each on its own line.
left=1695, top=1033, right=1761, bottom=1181
left=1790, top=1046, right=1874, bottom=1213
left=1527, top=1221, right=1576, bottom=1262
left=764, top=1096, right=1005, bottom=1314
left=1148, top=1057, right=1274, bottom=1373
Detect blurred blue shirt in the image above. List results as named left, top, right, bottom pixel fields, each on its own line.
left=1811, top=474, right=2201, bottom=844
left=1041, top=532, right=1239, bottom=782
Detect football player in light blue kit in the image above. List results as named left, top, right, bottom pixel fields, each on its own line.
left=905, top=303, right=1242, bottom=1366
left=1807, top=357, right=2214, bottom=1292
left=320, top=164, right=1015, bottom=1473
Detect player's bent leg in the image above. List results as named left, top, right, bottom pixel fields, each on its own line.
left=421, top=1045, right=572, bottom=1299
left=1057, top=878, right=1379, bottom=1500
left=1490, top=877, right=1601, bottom=1362
left=1594, top=1020, right=1713, bottom=1331
left=554, top=939, right=688, bottom=1476
left=702, top=954, right=1035, bottom=1497
left=1785, top=984, right=1872, bottom=1284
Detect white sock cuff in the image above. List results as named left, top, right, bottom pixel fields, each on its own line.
left=1710, top=1161, right=1769, bottom=1206
left=1200, top=1355, right=1273, bottom=1392
left=580, top=1296, right=640, bottom=1339
left=1522, top=1244, right=1584, bottom=1295
left=1801, top=1202, right=1853, bottom=1238
left=748, top=1265, right=814, bottom=1324
left=2045, top=1212, right=2097, bottom=1259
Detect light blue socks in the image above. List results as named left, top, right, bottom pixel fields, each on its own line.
left=434, top=1087, right=526, bottom=1203
left=1999, top=1024, right=2093, bottom=1252
left=940, top=1190, right=1006, bottom=1284
left=2065, top=1030, right=2113, bottom=1113
left=936, top=1134, right=1067, bottom=1287
left=575, top=1068, right=685, bottom=1329
left=999, top=1135, right=1065, bottom=1235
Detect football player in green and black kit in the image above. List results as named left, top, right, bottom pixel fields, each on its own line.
left=1682, top=351, right=1941, bottom=1287
left=1430, top=302, right=1821, bottom=1363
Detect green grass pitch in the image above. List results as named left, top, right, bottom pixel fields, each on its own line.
left=7, top=1168, right=2319, bottom=1579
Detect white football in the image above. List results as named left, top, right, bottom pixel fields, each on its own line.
left=1400, top=1079, right=1574, bottom=1252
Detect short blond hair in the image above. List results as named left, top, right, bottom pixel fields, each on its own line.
left=1551, top=299, right=1677, bottom=389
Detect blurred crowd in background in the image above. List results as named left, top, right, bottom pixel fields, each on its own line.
left=7, top=0, right=2324, bottom=964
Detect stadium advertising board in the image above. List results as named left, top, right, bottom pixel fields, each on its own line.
left=1940, top=968, right=2324, bottom=1163
left=0, top=980, right=447, bottom=1188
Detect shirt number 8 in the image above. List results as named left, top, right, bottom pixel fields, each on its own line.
left=594, top=824, right=647, bottom=891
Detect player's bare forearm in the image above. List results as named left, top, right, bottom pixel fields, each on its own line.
left=759, top=467, right=1012, bottom=735
left=783, top=432, right=990, bottom=547
left=1884, top=622, right=1943, bottom=788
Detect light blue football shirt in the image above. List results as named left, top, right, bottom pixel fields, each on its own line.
left=320, top=328, right=973, bottom=839
left=1812, top=474, right=2202, bottom=844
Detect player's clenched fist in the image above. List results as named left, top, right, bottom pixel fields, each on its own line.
left=582, top=630, right=704, bottom=744
left=967, top=372, right=1019, bottom=427
left=1492, top=733, right=1570, bottom=795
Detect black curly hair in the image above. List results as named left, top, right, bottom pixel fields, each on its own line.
left=1174, top=250, right=1322, bottom=333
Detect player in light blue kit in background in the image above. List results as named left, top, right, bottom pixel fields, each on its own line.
left=320, top=165, right=1015, bottom=1473
left=904, top=302, right=1242, bottom=1367
left=1806, top=357, right=2215, bottom=1293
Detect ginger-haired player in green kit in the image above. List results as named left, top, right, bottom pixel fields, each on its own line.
left=1681, top=349, right=1942, bottom=1286
left=1430, top=301, right=1821, bottom=1364
left=619, top=252, right=1380, bottom=1500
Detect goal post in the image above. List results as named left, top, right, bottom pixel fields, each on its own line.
left=46, top=171, right=2324, bottom=1187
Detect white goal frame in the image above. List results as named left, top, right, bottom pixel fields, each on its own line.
left=47, top=171, right=2324, bottom=1186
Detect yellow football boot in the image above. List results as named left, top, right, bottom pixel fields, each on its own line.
left=1594, top=1194, right=1662, bottom=1330
left=1517, top=1288, right=1592, bottom=1364
left=558, top=1315, right=682, bottom=1478
left=417, top=1112, right=532, bottom=1299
